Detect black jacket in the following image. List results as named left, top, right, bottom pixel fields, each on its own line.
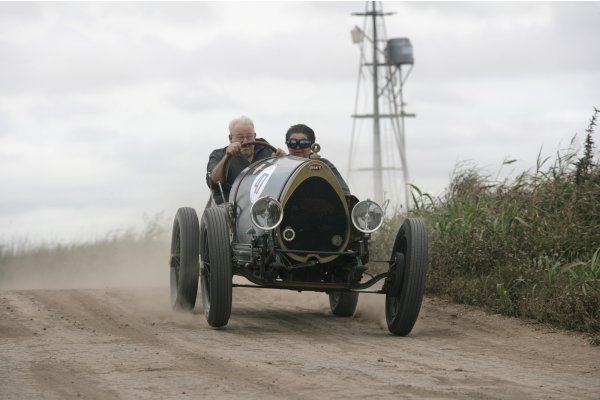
left=206, top=138, right=273, bottom=203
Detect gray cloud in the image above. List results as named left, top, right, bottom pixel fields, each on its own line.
left=3, top=2, right=598, bottom=96
left=0, top=2, right=360, bottom=98
left=0, top=2, right=42, bottom=20
left=0, top=33, right=183, bottom=94
left=166, top=83, right=240, bottom=112
left=399, top=2, right=600, bottom=79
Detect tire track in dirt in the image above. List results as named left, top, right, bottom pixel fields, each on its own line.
left=1, top=287, right=599, bottom=399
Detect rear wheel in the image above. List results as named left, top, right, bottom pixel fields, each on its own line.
left=329, top=291, right=359, bottom=317
left=200, top=206, right=233, bottom=327
left=169, top=207, right=200, bottom=311
left=385, top=218, right=428, bottom=336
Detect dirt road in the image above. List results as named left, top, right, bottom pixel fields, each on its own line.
left=1, top=285, right=599, bottom=399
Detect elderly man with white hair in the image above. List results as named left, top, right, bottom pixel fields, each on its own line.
left=206, top=115, right=285, bottom=203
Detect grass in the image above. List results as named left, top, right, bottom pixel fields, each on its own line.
left=370, top=108, right=600, bottom=343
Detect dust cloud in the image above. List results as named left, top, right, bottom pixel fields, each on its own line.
left=355, top=293, right=387, bottom=328
left=0, top=237, right=170, bottom=291
left=1, top=235, right=388, bottom=324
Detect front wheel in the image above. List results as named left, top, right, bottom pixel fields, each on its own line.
left=329, top=291, right=359, bottom=317
left=200, top=206, right=233, bottom=328
left=385, top=218, right=428, bottom=336
left=169, top=207, right=200, bottom=311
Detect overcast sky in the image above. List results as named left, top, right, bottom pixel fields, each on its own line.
left=1, top=1, right=599, bottom=245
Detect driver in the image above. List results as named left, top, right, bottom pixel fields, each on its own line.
left=207, top=115, right=286, bottom=203
left=285, top=123, right=351, bottom=195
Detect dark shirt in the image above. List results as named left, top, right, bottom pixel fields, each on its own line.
left=206, top=138, right=274, bottom=203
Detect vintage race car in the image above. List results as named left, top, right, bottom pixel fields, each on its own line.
left=169, top=142, right=428, bottom=336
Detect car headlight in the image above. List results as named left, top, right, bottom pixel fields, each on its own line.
left=351, top=199, right=384, bottom=233
left=250, top=197, right=284, bottom=230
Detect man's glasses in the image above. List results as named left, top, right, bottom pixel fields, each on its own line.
left=286, top=138, right=313, bottom=149
left=232, top=134, right=255, bottom=142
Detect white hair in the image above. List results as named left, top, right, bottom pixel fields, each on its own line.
left=228, top=115, right=255, bottom=134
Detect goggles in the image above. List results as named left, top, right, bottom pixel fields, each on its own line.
left=286, top=138, right=313, bottom=149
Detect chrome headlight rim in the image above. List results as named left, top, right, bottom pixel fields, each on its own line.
left=351, top=199, right=384, bottom=233
left=250, top=196, right=284, bottom=231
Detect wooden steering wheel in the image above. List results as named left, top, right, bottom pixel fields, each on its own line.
left=241, top=141, right=277, bottom=152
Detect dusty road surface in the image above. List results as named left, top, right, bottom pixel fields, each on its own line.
left=1, top=285, right=599, bottom=399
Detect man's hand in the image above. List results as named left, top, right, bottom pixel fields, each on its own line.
left=225, top=142, right=243, bottom=157
left=272, top=147, right=287, bottom=157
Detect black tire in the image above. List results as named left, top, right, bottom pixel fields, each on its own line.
left=200, top=206, right=233, bottom=327
left=170, top=207, right=200, bottom=311
left=329, top=291, right=359, bottom=317
left=385, top=218, right=428, bottom=336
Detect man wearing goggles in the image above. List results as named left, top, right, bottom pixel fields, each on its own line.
left=285, top=137, right=314, bottom=155
left=285, top=123, right=351, bottom=195
left=207, top=115, right=285, bottom=203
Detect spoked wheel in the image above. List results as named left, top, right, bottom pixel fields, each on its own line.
left=385, top=218, right=428, bottom=336
left=329, top=291, right=359, bottom=317
left=200, top=206, right=233, bottom=328
left=169, top=207, right=200, bottom=311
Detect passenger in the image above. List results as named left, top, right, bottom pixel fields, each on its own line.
left=285, top=123, right=351, bottom=195
left=207, top=115, right=286, bottom=203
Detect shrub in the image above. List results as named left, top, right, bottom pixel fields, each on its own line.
left=404, top=108, right=600, bottom=341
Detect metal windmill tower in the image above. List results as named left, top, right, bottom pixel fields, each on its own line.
left=347, top=1, right=415, bottom=210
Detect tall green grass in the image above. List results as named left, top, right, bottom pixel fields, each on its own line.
left=372, top=108, right=600, bottom=342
